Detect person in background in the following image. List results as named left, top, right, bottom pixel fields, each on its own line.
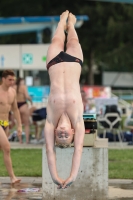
left=14, top=77, right=32, bottom=144
left=29, top=106, right=39, bottom=140
left=0, top=70, right=22, bottom=184
left=81, top=89, right=89, bottom=113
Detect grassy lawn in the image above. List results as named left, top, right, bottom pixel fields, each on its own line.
left=109, top=149, right=133, bottom=179
left=0, top=149, right=42, bottom=176
left=0, top=149, right=133, bottom=179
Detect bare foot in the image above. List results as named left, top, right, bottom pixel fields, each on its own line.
left=60, top=10, right=69, bottom=31
left=60, top=10, right=69, bottom=22
left=11, top=177, right=21, bottom=184
left=68, top=12, right=77, bottom=26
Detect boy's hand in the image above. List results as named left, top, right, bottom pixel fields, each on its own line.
left=17, top=126, right=22, bottom=136
left=53, top=177, right=65, bottom=189
left=62, top=176, right=74, bottom=189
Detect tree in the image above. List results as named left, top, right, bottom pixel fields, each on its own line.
left=0, top=0, right=133, bottom=84
left=77, top=2, right=133, bottom=84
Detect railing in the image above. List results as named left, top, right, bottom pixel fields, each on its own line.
left=111, top=92, right=132, bottom=117
left=112, top=89, right=133, bottom=101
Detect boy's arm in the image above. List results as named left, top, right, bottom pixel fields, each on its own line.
left=44, top=119, right=64, bottom=186
left=63, top=118, right=85, bottom=188
left=11, top=90, right=22, bottom=136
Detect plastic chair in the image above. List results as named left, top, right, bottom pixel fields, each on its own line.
left=124, top=117, right=133, bottom=145
left=97, top=113, right=123, bottom=148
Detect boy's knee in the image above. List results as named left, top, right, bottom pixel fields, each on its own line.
left=67, top=38, right=79, bottom=47
left=24, top=122, right=30, bottom=126
left=52, top=36, right=64, bottom=47
left=3, top=145, right=10, bottom=154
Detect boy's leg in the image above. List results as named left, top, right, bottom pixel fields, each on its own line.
left=46, top=10, right=69, bottom=64
left=0, top=127, right=21, bottom=183
left=66, top=13, right=83, bottom=61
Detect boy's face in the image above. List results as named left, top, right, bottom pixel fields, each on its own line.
left=2, top=75, right=15, bottom=88
left=55, top=126, right=74, bottom=145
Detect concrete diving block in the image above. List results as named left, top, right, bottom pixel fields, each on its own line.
left=42, top=146, right=108, bottom=200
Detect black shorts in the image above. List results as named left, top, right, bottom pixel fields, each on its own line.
left=47, top=51, right=83, bottom=70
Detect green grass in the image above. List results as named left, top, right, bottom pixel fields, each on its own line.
left=0, top=149, right=133, bottom=179
left=109, top=149, right=133, bottom=179
left=0, top=149, right=42, bottom=176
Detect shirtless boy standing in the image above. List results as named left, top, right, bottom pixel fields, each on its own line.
left=44, top=11, right=85, bottom=189
left=0, top=70, right=22, bottom=184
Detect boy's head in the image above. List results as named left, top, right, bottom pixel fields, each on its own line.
left=55, top=126, right=74, bottom=148
left=2, top=70, right=16, bottom=87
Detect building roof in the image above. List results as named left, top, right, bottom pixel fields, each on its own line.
left=0, top=15, right=89, bottom=24
left=0, top=15, right=89, bottom=35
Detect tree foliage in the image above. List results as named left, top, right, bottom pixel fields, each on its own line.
left=0, top=0, right=133, bottom=84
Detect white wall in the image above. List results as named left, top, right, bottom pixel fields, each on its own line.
left=0, top=44, right=50, bottom=70
left=103, top=72, right=133, bottom=87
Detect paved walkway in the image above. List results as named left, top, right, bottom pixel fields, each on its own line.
left=0, top=177, right=133, bottom=199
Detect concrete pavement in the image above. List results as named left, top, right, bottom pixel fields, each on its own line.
left=0, top=177, right=133, bottom=199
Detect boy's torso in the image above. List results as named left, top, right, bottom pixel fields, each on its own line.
left=47, top=62, right=83, bottom=128
left=0, top=86, right=15, bottom=120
